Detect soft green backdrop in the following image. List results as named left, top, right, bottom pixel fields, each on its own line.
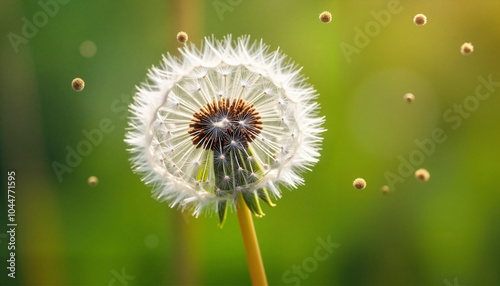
left=1, top=0, right=499, bottom=285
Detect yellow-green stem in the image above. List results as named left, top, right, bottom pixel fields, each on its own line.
left=237, top=193, right=268, bottom=286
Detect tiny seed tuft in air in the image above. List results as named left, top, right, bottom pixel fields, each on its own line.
left=72, top=78, right=85, bottom=91
left=353, top=178, right=366, bottom=190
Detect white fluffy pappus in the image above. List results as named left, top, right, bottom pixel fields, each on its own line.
left=125, top=35, right=325, bottom=221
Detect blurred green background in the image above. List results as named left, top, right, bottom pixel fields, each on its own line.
left=1, top=0, right=500, bottom=285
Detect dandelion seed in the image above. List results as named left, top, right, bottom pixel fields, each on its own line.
left=461, top=42, right=474, bottom=55
left=353, top=178, right=366, bottom=190
left=176, top=31, right=188, bottom=43
left=72, top=78, right=85, bottom=91
left=413, top=14, right=427, bottom=26
left=88, top=176, right=98, bottom=186
left=404, top=93, right=415, bottom=103
left=381, top=185, right=390, bottom=195
left=319, top=11, right=332, bottom=23
left=415, top=168, right=430, bottom=182
left=125, top=35, right=325, bottom=223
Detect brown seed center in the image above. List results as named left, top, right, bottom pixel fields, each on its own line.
left=188, top=98, right=263, bottom=151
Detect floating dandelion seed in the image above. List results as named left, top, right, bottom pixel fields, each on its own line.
left=415, top=168, right=430, bottom=182
left=126, top=35, right=325, bottom=226
left=404, top=93, right=415, bottom=103
left=381, top=185, right=390, bottom=195
left=413, top=14, right=427, bottom=26
left=88, top=176, right=98, bottom=186
left=353, top=178, right=366, bottom=190
left=72, top=78, right=85, bottom=91
left=319, top=11, right=332, bottom=23
left=177, top=31, right=188, bottom=44
left=461, top=42, right=474, bottom=55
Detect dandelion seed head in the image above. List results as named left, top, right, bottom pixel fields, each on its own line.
left=319, top=11, right=332, bottom=23
left=381, top=185, right=390, bottom=195
left=88, top=176, right=98, bottom=186
left=415, top=168, right=430, bottom=182
left=404, top=93, right=415, bottom=103
left=414, top=14, right=427, bottom=26
left=176, top=31, right=188, bottom=44
left=72, top=78, right=85, bottom=91
left=461, top=42, right=474, bottom=55
left=353, top=178, right=366, bottom=190
left=126, top=35, right=325, bottom=217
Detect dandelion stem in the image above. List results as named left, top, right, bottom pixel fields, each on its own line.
left=236, top=192, right=268, bottom=286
